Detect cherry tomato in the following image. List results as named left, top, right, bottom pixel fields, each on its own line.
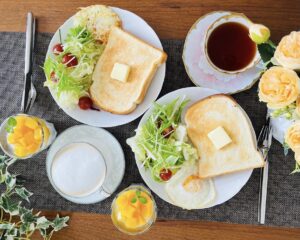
left=160, top=169, right=172, bottom=181
left=78, top=96, right=93, bottom=110
left=62, top=53, right=78, bottom=67
left=52, top=43, right=64, bottom=55
left=50, top=71, right=59, bottom=83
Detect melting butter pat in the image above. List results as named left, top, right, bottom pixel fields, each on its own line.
left=110, top=63, right=130, bottom=82
left=207, top=126, right=232, bottom=150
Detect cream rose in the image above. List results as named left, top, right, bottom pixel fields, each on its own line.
left=285, top=121, right=300, bottom=152
left=274, top=31, right=300, bottom=70
left=258, top=66, right=300, bottom=109
left=285, top=121, right=300, bottom=165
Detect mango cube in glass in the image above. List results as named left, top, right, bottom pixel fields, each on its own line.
left=0, top=114, right=56, bottom=159
left=111, top=184, right=157, bottom=235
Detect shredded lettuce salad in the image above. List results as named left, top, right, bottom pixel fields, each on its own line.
left=44, top=26, right=104, bottom=108
left=127, top=97, right=198, bottom=182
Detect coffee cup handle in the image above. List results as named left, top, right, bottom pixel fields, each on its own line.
left=99, top=186, right=111, bottom=198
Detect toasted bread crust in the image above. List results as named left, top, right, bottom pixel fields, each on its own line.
left=90, top=26, right=167, bottom=115
left=185, top=94, right=264, bottom=178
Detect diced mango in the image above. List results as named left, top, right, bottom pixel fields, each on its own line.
left=15, top=116, right=27, bottom=126
left=125, top=216, right=140, bottom=230
left=121, top=204, right=137, bottom=219
left=14, top=145, right=28, bottom=158
left=24, top=117, right=39, bottom=129
left=116, top=194, right=128, bottom=207
left=33, top=128, right=43, bottom=141
left=14, top=125, right=31, bottom=136
left=140, top=200, right=153, bottom=220
left=137, top=215, right=146, bottom=226
left=7, top=134, right=17, bottom=144
left=26, top=143, right=39, bottom=155
left=8, top=116, right=45, bottom=158
left=18, top=137, right=28, bottom=147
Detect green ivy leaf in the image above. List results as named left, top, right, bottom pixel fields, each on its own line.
left=36, top=216, right=52, bottom=229
left=0, top=155, right=6, bottom=170
left=39, top=228, right=47, bottom=238
left=6, top=227, right=18, bottom=237
left=5, top=173, right=16, bottom=190
left=0, top=153, right=69, bottom=239
left=19, top=222, right=35, bottom=235
left=0, top=169, right=6, bottom=184
left=15, top=187, right=33, bottom=202
left=0, top=223, right=15, bottom=230
left=51, top=215, right=69, bottom=232
left=20, top=208, right=37, bottom=223
left=1, top=196, right=20, bottom=215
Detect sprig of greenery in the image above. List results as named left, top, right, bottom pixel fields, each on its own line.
left=271, top=103, right=296, bottom=120
left=131, top=190, right=147, bottom=205
left=257, top=40, right=276, bottom=68
left=291, top=162, right=300, bottom=174
left=282, top=142, right=290, bottom=156
left=5, top=117, right=17, bottom=133
left=0, top=154, right=69, bottom=239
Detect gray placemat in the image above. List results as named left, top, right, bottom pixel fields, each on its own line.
left=0, top=32, right=299, bottom=227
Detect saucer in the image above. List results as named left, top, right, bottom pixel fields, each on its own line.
left=182, top=11, right=264, bottom=94
left=46, top=125, right=125, bottom=204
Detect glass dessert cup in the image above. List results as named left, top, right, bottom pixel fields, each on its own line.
left=0, top=114, right=56, bottom=159
left=111, top=184, right=157, bottom=235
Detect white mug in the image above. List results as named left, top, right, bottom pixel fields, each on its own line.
left=49, top=142, right=111, bottom=199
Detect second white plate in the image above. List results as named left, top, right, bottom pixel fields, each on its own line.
left=135, top=87, right=254, bottom=208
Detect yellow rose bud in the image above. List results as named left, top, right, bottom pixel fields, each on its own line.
left=258, top=66, right=300, bottom=109
left=285, top=121, right=300, bottom=153
left=274, top=31, right=300, bottom=70
left=249, top=24, right=270, bottom=44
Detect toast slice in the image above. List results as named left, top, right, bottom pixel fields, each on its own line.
left=185, top=94, right=264, bottom=178
left=90, top=26, right=167, bottom=114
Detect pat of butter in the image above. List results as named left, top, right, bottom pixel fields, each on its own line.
left=207, top=126, right=232, bottom=150
left=110, top=63, right=130, bottom=82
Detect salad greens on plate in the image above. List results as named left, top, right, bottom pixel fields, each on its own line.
left=44, top=26, right=104, bottom=108
left=127, top=98, right=198, bottom=182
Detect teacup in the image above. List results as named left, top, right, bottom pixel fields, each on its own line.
left=49, top=142, right=110, bottom=199
left=204, top=13, right=260, bottom=74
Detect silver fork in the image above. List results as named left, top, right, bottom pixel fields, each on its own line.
left=257, top=113, right=273, bottom=224
left=21, top=12, right=36, bottom=113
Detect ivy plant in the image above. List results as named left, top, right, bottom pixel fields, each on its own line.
left=0, top=154, right=69, bottom=239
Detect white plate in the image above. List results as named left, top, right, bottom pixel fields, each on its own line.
left=46, top=125, right=125, bottom=204
left=45, top=7, right=166, bottom=127
left=135, top=87, right=254, bottom=208
left=182, top=11, right=264, bottom=94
